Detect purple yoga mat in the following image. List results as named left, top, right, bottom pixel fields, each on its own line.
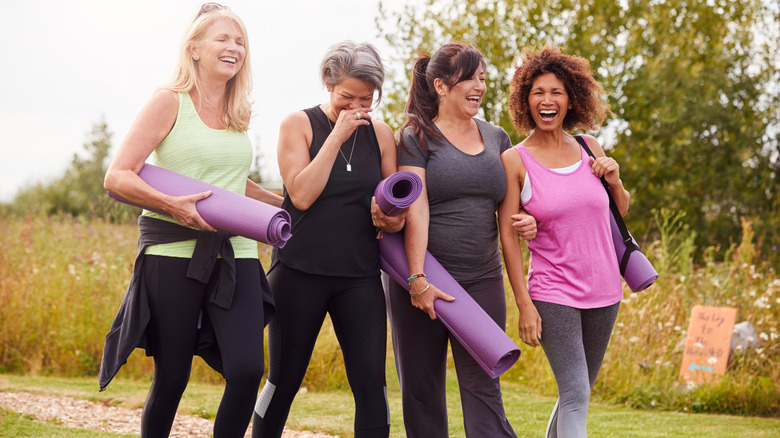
left=378, top=232, right=521, bottom=378
left=373, top=172, right=520, bottom=378
left=109, top=164, right=292, bottom=248
left=610, top=214, right=658, bottom=292
left=373, top=170, right=423, bottom=216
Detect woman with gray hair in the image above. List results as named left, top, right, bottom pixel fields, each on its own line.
left=251, top=41, right=404, bottom=438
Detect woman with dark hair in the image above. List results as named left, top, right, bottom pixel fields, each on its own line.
left=100, top=4, right=282, bottom=437
left=250, top=41, right=405, bottom=438
left=499, top=45, right=628, bottom=438
left=386, top=42, right=531, bottom=437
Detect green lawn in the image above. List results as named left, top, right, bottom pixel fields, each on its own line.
left=2, top=372, right=779, bottom=437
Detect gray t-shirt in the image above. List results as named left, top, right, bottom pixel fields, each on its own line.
left=399, top=119, right=511, bottom=282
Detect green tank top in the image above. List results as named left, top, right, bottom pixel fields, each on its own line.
left=142, top=92, right=258, bottom=259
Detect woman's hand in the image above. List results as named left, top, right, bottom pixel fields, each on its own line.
left=409, top=279, right=454, bottom=320
left=168, top=191, right=216, bottom=231
left=329, top=106, right=372, bottom=144
left=589, top=155, right=621, bottom=186
left=510, top=209, right=537, bottom=241
left=370, top=197, right=407, bottom=233
left=517, top=303, right=542, bottom=347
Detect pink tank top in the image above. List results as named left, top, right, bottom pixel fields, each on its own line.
left=515, top=144, right=622, bottom=308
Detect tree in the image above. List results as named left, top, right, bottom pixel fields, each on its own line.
left=8, top=119, right=138, bottom=222
left=376, top=0, right=780, bottom=258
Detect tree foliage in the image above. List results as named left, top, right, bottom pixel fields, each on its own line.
left=5, top=120, right=138, bottom=222
left=376, top=0, right=780, bottom=259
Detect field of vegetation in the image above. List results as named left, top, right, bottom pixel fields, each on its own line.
left=0, top=211, right=777, bottom=421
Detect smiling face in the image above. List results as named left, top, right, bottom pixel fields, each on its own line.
left=190, top=17, right=246, bottom=82
left=528, top=73, right=570, bottom=132
left=438, top=63, right=486, bottom=119
left=326, top=77, right=375, bottom=120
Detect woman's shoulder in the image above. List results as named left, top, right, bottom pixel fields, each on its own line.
left=575, top=133, right=606, bottom=157
left=147, top=89, right=180, bottom=111
left=371, top=118, right=394, bottom=139
left=280, top=109, right=311, bottom=127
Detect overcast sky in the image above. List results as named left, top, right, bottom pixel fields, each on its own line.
left=0, top=0, right=413, bottom=201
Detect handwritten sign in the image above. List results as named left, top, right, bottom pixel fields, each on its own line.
left=679, top=305, right=737, bottom=385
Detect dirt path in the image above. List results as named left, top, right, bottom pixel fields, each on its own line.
left=0, top=391, right=336, bottom=437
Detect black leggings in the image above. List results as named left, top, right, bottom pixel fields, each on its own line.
left=141, top=256, right=266, bottom=438
left=252, top=263, right=389, bottom=438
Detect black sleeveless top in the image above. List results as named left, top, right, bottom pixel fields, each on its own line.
left=272, top=105, right=383, bottom=277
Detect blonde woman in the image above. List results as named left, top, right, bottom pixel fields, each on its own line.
left=99, top=4, right=281, bottom=437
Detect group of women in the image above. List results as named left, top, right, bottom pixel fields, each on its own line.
left=100, top=3, right=630, bottom=438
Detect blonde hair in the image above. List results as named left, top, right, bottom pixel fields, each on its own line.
left=165, top=7, right=253, bottom=132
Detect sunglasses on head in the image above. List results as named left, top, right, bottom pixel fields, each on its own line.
left=196, top=2, right=229, bottom=19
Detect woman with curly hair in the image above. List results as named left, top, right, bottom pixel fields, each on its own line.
left=498, top=45, right=630, bottom=438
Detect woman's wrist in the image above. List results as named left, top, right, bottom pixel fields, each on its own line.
left=409, top=278, right=430, bottom=296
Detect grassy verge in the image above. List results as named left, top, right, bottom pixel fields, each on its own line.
left=0, top=408, right=134, bottom=438
left=2, top=373, right=779, bottom=437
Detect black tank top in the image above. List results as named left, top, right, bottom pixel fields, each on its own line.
left=272, top=105, right=383, bottom=277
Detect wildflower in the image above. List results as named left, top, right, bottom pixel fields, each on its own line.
left=629, top=336, right=640, bottom=343
left=749, top=290, right=757, bottom=297
left=759, top=332, right=769, bottom=341
left=754, top=296, right=769, bottom=308
left=707, top=357, right=718, bottom=365
left=711, top=278, right=720, bottom=287
left=770, top=332, right=779, bottom=341
left=680, top=275, right=686, bottom=282
left=694, top=342, right=704, bottom=349
left=674, top=326, right=681, bottom=331
left=651, top=400, right=657, bottom=407
left=68, top=264, right=77, bottom=276
left=616, top=322, right=624, bottom=328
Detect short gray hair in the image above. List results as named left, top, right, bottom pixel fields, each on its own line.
left=320, top=41, right=385, bottom=103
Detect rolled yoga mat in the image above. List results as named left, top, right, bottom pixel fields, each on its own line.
left=109, top=164, right=292, bottom=248
left=373, top=170, right=423, bottom=216
left=610, top=213, right=658, bottom=292
left=373, top=171, right=521, bottom=378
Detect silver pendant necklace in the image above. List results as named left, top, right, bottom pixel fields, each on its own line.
left=326, top=117, right=357, bottom=172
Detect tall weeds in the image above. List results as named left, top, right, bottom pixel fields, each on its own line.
left=0, top=212, right=777, bottom=415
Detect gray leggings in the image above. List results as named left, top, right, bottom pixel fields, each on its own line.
left=533, top=300, right=620, bottom=438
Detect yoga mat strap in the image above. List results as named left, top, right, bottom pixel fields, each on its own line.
left=574, top=135, right=658, bottom=292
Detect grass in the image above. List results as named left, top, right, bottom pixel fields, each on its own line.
left=0, top=210, right=778, bottom=429
left=2, top=373, right=779, bottom=437
left=0, top=409, right=134, bottom=438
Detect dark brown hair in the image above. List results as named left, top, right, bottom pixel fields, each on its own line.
left=508, top=45, right=610, bottom=134
left=400, top=43, right=486, bottom=152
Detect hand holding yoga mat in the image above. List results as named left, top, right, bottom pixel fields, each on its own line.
left=373, top=171, right=521, bottom=378
left=109, top=164, right=292, bottom=248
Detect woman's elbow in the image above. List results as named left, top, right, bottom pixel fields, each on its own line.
left=103, top=169, right=119, bottom=192
left=288, top=193, right=312, bottom=211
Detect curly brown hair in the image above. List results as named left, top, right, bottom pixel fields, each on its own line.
left=508, top=45, right=610, bottom=135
